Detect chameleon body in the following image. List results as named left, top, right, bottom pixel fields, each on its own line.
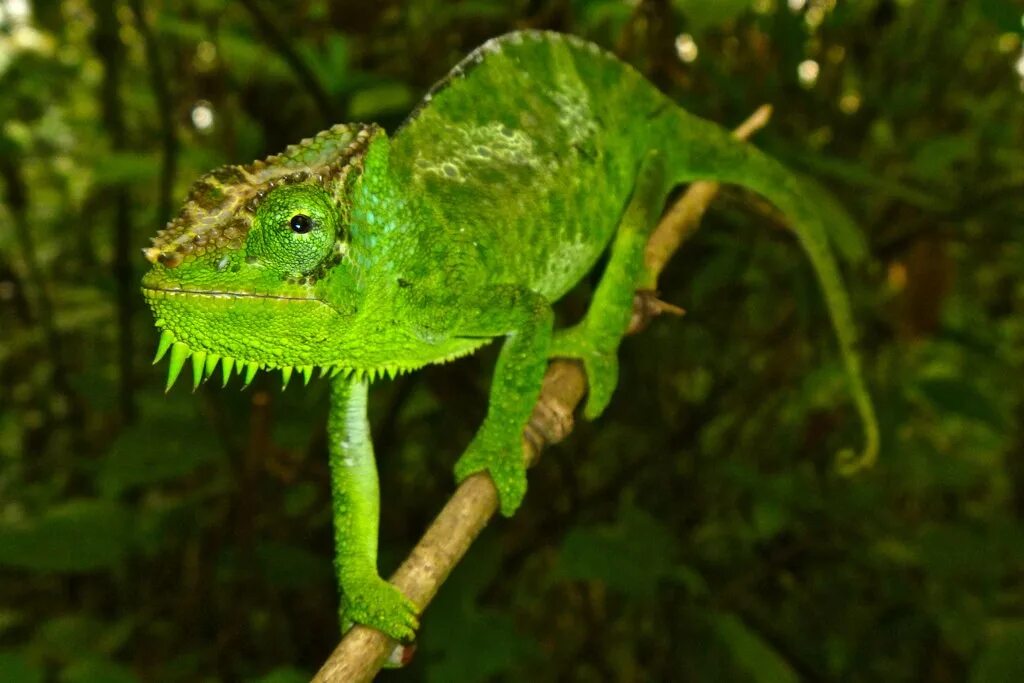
left=141, top=31, right=878, bottom=641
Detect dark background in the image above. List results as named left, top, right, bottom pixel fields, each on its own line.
left=2, top=0, right=1024, bottom=681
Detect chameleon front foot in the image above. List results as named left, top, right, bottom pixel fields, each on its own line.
left=339, top=574, right=420, bottom=642
left=454, top=429, right=527, bottom=517
left=549, top=326, right=620, bottom=420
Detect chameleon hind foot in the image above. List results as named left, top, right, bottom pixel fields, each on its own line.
left=339, top=574, right=420, bottom=642
left=549, top=325, right=620, bottom=420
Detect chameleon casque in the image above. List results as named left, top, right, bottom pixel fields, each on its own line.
left=141, top=31, right=879, bottom=641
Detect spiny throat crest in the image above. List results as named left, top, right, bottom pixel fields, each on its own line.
left=151, top=326, right=483, bottom=393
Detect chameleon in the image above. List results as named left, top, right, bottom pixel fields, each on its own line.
left=141, top=30, right=879, bottom=642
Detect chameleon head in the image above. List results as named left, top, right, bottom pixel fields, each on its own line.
left=141, top=124, right=378, bottom=389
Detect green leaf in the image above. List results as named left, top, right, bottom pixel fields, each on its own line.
left=558, top=507, right=679, bottom=600
left=711, top=612, right=799, bottom=683
left=0, top=651, right=44, bottom=683
left=60, top=658, right=140, bottom=683
left=303, top=34, right=352, bottom=99
left=979, top=0, right=1024, bottom=33
left=911, top=135, right=974, bottom=181
left=420, top=532, right=537, bottom=683
left=0, top=500, right=132, bottom=572
left=98, top=395, right=221, bottom=496
left=248, top=667, right=310, bottom=683
left=348, top=83, right=415, bottom=120
left=915, top=377, right=1005, bottom=429
left=673, top=0, right=752, bottom=32
left=255, top=541, right=331, bottom=589
left=971, top=623, right=1024, bottom=683
left=92, top=152, right=160, bottom=185
left=425, top=610, right=532, bottom=683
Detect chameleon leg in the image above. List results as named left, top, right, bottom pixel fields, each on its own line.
left=452, top=286, right=554, bottom=517
left=549, top=150, right=671, bottom=419
left=328, top=376, right=419, bottom=641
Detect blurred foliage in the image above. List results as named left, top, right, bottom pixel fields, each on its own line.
left=1, top=0, right=1024, bottom=680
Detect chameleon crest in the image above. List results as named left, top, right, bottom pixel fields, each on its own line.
left=144, top=123, right=376, bottom=268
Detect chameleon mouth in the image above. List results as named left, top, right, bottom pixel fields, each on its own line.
left=141, top=285, right=318, bottom=303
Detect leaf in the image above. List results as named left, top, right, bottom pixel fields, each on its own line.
left=558, top=506, right=679, bottom=600
left=303, top=34, right=352, bottom=99
left=348, top=83, right=415, bottom=120
left=711, top=612, right=799, bottom=683
left=673, top=0, right=753, bottom=33
left=255, top=541, right=331, bottom=589
left=971, top=623, right=1024, bottom=683
left=31, top=614, right=135, bottom=664
left=915, top=377, right=1005, bottom=429
left=911, top=135, right=974, bottom=181
left=0, top=651, right=44, bottom=683
left=0, top=500, right=132, bottom=572
left=249, top=667, right=310, bottom=683
left=98, top=395, right=221, bottom=496
left=689, top=247, right=744, bottom=305
left=60, top=658, right=140, bottom=683
left=978, top=0, right=1024, bottom=33
left=421, top=532, right=537, bottom=683
left=92, top=152, right=160, bottom=185
left=425, top=610, right=533, bottom=683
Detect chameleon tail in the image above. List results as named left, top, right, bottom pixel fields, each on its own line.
left=654, top=105, right=879, bottom=473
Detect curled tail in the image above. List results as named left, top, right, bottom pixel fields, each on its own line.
left=655, top=105, right=879, bottom=473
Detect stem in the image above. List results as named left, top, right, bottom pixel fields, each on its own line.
left=237, top=0, right=335, bottom=124
left=128, top=0, right=179, bottom=226
left=92, top=0, right=136, bottom=423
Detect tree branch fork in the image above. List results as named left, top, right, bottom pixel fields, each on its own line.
left=312, top=105, right=773, bottom=682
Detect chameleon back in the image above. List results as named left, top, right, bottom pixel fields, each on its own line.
left=390, top=30, right=876, bottom=469
left=390, top=31, right=667, bottom=301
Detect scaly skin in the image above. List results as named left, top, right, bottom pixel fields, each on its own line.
left=141, top=30, right=879, bottom=642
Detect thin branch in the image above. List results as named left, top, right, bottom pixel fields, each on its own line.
left=92, top=0, right=136, bottom=423
left=236, top=0, right=335, bottom=124
left=312, top=105, right=773, bottom=682
left=128, top=0, right=179, bottom=226
left=0, top=158, right=74, bottom=401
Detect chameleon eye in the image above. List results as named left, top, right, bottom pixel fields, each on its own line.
left=248, top=185, right=337, bottom=277
left=290, top=214, right=313, bottom=234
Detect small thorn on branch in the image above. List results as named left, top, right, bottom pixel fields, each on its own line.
left=628, top=289, right=686, bottom=334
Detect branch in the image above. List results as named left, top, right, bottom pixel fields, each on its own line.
left=312, top=104, right=773, bottom=682
left=92, top=0, right=137, bottom=423
left=128, top=0, right=179, bottom=226
left=237, top=0, right=335, bottom=125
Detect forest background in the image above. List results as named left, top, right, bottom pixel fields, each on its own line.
left=2, top=0, right=1024, bottom=681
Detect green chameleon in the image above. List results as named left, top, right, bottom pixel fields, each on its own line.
left=142, top=31, right=878, bottom=641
